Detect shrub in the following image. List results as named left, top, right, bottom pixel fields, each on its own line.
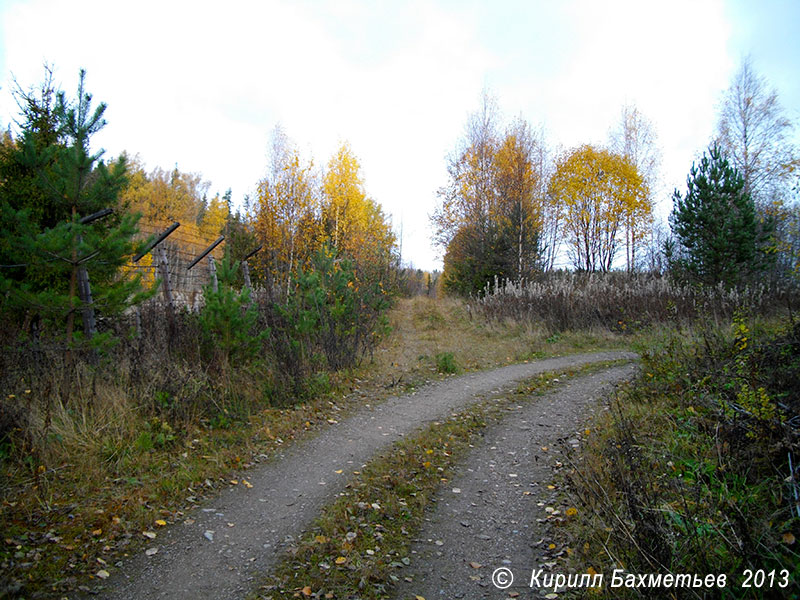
left=198, top=255, right=268, bottom=377
left=434, top=351, right=459, bottom=374
left=277, top=247, right=391, bottom=372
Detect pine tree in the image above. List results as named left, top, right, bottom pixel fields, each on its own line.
left=198, top=255, right=266, bottom=379
left=669, top=144, right=773, bottom=287
left=0, top=69, right=149, bottom=354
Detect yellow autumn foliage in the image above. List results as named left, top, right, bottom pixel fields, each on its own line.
left=322, top=142, right=395, bottom=268
left=254, top=150, right=321, bottom=289
left=549, top=144, right=650, bottom=272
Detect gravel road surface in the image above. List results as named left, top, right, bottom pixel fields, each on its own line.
left=90, top=352, right=636, bottom=600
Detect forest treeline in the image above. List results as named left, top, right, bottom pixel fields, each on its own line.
left=433, top=59, right=800, bottom=296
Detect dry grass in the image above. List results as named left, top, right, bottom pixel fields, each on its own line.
left=368, top=296, right=631, bottom=385
left=474, top=271, right=798, bottom=332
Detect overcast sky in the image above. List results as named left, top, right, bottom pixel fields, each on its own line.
left=2, top=0, right=799, bottom=271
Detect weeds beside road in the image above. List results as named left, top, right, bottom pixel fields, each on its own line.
left=560, top=318, right=800, bottom=599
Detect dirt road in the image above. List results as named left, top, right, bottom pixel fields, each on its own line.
left=91, top=351, right=636, bottom=600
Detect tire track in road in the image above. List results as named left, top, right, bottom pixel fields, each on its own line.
left=390, top=364, right=638, bottom=600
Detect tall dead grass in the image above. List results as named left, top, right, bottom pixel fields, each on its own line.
left=473, top=271, right=799, bottom=331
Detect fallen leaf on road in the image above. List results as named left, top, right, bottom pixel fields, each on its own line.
left=301, top=585, right=312, bottom=596
left=145, top=547, right=158, bottom=556
left=335, top=556, right=347, bottom=564
left=96, top=569, right=109, bottom=579
left=155, top=519, right=167, bottom=527
left=469, top=561, right=482, bottom=569
left=142, top=531, right=156, bottom=539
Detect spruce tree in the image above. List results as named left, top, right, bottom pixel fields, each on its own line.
left=669, top=144, right=773, bottom=287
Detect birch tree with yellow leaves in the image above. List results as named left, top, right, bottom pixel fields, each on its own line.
left=199, top=192, right=230, bottom=240
left=254, top=126, right=321, bottom=292
left=321, top=142, right=395, bottom=270
left=433, top=93, right=553, bottom=293
left=549, top=145, right=649, bottom=272
left=493, top=118, right=549, bottom=280
left=432, top=91, right=500, bottom=253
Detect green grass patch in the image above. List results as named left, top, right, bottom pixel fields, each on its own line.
left=434, top=351, right=460, bottom=374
